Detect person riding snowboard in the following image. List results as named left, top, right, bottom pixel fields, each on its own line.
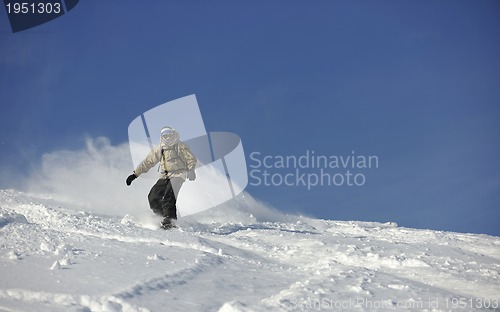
left=126, top=126, right=197, bottom=229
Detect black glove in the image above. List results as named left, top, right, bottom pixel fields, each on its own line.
left=187, top=170, right=196, bottom=181
left=126, top=173, right=137, bottom=186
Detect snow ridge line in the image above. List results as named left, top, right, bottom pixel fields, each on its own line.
left=0, top=288, right=149, bottom=312
left=61, top=228, right=220, bottom=255
left=0, top=195, right=221, bottom=256
left=113, top=252, right=224, bottom=300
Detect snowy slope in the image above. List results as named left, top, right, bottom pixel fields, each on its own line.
left=0, top=189, right=499, bottom=312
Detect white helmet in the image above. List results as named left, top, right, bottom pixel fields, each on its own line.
left=160, top=126, right=180, bottom=147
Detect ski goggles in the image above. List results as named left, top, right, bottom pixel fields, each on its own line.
left=161, top=128, right=175, bottom=139
left=160, top=127, right=179, bottom=145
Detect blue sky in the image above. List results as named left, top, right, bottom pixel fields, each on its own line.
left=1, top=1, right=499, bottom=235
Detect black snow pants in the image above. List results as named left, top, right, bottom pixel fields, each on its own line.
left=148, top=177, right=184, bottom=219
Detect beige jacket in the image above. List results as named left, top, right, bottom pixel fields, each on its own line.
left=134, top=142, right=197, bottom=179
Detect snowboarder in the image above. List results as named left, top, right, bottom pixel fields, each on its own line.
left=126, top=126, right=197, bottom=229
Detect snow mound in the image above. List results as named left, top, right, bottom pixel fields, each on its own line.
left=0, top=209, right=28, bottom=227
left=218, top=300, right=253, bottom=312
left=0, top=189, right=499, bottom=312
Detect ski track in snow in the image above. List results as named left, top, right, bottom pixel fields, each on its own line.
left=0, top=189, right=499, bottom=312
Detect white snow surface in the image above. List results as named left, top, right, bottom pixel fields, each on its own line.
left=0, top=189, right=499, bottom=312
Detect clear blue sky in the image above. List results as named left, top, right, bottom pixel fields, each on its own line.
left=1, top=1, right=499, bottom=235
